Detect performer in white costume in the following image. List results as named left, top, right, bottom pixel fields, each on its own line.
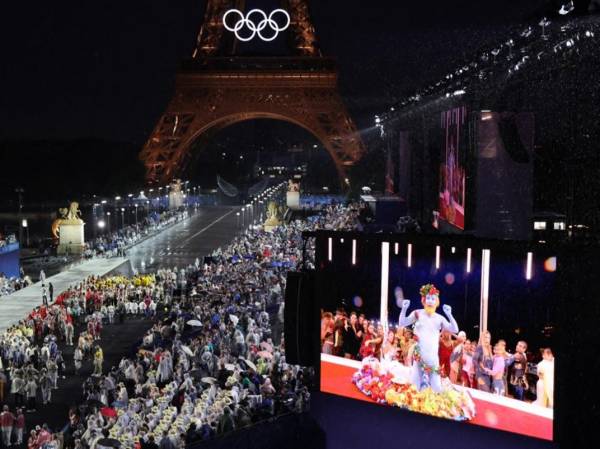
left=398, top=284, right=458, bottom=392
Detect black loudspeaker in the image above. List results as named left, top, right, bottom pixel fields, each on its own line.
left=555, top=243, right=600, bottom=449
left=284, top=270, right=318, bottom=366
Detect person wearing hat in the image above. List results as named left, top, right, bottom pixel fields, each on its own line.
left=0, top=405, right=15, bottom=447
left=14, top=408, right=25, bottom=445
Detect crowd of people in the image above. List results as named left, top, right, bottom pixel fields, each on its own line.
left=321, top=309, right=554, bottom=408
left=84, top=210, right=189, bottom=259
left=0, top=273, right=32, bottom=299
left=0, top=200, right=360, bottom=449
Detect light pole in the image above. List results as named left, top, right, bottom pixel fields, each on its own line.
left=135, top=204, right=139, bottom=227
left=121, top=208, right=125, bottom=228
left=106, top=212, right=111, bottom=233
left=236, top=212, right=240, bottom=232
left=92, top=203, right=98, bottom=239
left=15, top=187, right=24, bottom=245
left=115, top=196, right=121, bottom=229
left=241, top=207, right=245, bottom=230
left=22, top=219, right=29, bottom=247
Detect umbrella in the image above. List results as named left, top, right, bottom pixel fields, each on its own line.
left=257, top=351, right=273, bottom=360
left=201, top=377, right=217, bottom=384
left=244, top=359, right=257, bottom=372
left=181, top=346, right=194, bottom=357
left=100, top=407, right=118, bottom=418
left=259, top=342, right=273, bottom=352
left=229, top=315, right=239, bottom=326
left=96, top=438, right=121, bottom=449
left=187, top=320, right=202, bottom=327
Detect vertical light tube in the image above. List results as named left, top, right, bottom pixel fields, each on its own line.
left=394, top=242, right=399, bottom=255
left=328, top=237, right=332, bottom=262
left=407, top=243, right=412, bottom=267
left=352, top=239, right=357, bottom=265
left=451, top=246, right=456, bottom=254
left=479, top=249, right=491, bottom=334
left=526, top=252, right=533, bottom=280
left=381, top=242, right=390, bottom=335
left=435, top=245, right=441, bottom=270
left=466, top=247, right=472, bottom=273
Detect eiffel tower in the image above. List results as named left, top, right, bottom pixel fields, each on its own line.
left=139, top=0, right=365, bottom=185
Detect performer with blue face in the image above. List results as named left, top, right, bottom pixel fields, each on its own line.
left=398, top=284, right=459, bottom=393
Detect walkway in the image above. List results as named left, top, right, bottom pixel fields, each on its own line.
left=0, top=257, right=127, bottom=331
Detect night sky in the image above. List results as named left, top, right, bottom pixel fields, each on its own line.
left=2, top=0, right=598, bottom=215
left=1, top=0, right=553, bottom=142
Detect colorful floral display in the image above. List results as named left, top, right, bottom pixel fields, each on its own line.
left=352, top=363, right=476, bottom=421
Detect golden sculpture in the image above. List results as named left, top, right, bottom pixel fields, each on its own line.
left=51, top=202, right=84, bottom=240
left=264, top=201, right=282, bottom=230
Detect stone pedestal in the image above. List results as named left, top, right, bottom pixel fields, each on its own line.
left=286, top=191, right=300, bottom=210
left=169, top=192, right=183, bottom=209
left=57, top=222, right=85, bottom=255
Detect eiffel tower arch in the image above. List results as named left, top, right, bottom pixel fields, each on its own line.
left=140, top=0, right=365, bottom=185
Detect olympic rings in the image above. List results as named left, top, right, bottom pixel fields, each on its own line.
left=223, top=8, right=291, bottom=42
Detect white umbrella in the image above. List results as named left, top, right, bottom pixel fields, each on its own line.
left=244, top=359, right=257, bottom=372
left=201, top=377, right=217, bottom=384
left=229, top=315, right=239, bottom=326
left=186, top=320, right=202, bottom=327
left=181, top=346, right=194, bottom=357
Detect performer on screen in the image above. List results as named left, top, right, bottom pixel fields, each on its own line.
left=397, top=284, right=459, bottom=392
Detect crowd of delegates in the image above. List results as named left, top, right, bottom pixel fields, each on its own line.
left=0, top=273, right=32, bottom=299
left=0, top=201, right=360, bottom=449
left=0, top=234, right=18, bottom=249
left=321, top=309, right=554, bottom=408
left=0, top=272, right=161, bottom=447
left=84, top=210, right=189, bottom=259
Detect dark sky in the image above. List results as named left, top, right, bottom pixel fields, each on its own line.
left=0, top=0, right=553, bottom=143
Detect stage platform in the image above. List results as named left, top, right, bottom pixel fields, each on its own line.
left=321, top=354, right=552, bottom=441
left=0, top=257, right=128, bottom=332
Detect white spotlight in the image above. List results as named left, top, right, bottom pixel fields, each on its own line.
left=526, top=252, right=533, bottom=280
left=466, top=248, right=472, bottom=273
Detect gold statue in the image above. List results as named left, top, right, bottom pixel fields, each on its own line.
left=51, top=202, right=84, bottom=240
left=264, top=201, right=282, bottom=230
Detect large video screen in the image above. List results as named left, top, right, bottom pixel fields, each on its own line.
left=438, top=107, right=467, bottom=229
left=319, top=238, right=556, bottom=440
